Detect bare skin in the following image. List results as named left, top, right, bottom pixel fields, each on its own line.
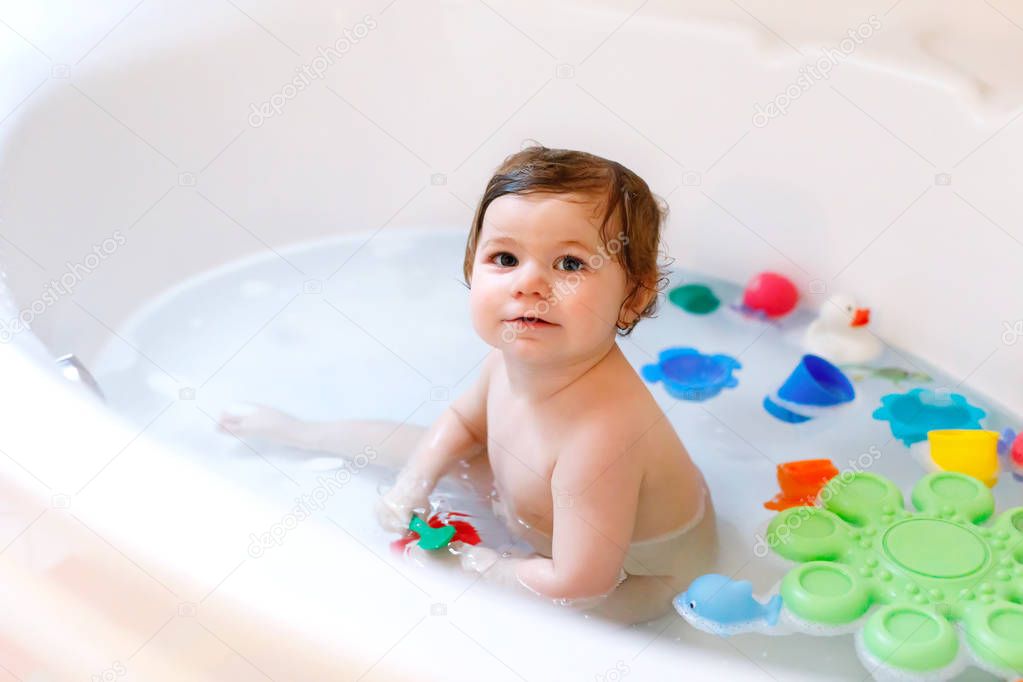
left=219, top=193, right=714, bottom=623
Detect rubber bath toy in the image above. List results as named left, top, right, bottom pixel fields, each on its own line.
left=843, top=364, right=932, bottom=386
left=668, top=283, right=720, bottom=314
left=641, top=348, right=741, bottom=401
left=927, top=429, right=1000, bottom=487
left=872, top=388, right=986, bottom=446
left=998, top=428, right=1023, bottom=481
left=1015, top=432, right=1023, bottom=480
left=409, top=514, right=456, bottom=550
left=998, top=428, right=1016, bottom=458
left=804, top=294, right=882, bottom=364
left=766, top=471, right=1023, bottom=678
left=739, top=271, right=798, bottom=319
left=391, top=511, right=481, bottom=555
left=763, top=354, right=855, bottom=423
left=763, top=459, right=840, bottom=511
left=674, top=574, right=782, bottom=635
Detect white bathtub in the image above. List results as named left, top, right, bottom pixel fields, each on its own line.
left=1, top=1, right=1021, bottom=680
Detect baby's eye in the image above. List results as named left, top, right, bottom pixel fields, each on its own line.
left=555, top=255, right=584, bottom=272
left=491, top=252, right=518, bottom=267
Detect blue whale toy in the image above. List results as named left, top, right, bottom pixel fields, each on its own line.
left=674, top=574, right=783, bottom=635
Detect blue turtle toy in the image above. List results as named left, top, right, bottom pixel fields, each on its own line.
left=641, top=348, right=741, bottom=401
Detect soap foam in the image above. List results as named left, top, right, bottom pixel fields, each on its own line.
left=853, top=631, right=969, bottom=682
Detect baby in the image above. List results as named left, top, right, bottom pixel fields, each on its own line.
left=219, top=146, right=716, bottom=623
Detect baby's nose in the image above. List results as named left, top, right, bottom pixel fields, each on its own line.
left=511, top=261, right=550, bottom=298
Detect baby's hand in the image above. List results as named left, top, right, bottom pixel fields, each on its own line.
left=454, top=544, right=528, bottom=589
left=375, top=470, right=432, bottom=533
left=455, top=543, right=501, bottom=572
left=217, top=403, right=301, bottom=440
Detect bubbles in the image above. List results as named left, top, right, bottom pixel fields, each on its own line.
left=549, top=591, right=611, bottom=610
left=680, top=610, right=750, bottom=637
left=779, top=608, right=863, bottom=637
left=854, top=631, right=967, bottom=682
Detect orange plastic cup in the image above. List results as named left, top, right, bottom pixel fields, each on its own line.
left=764, top=459, right=839, bottom=511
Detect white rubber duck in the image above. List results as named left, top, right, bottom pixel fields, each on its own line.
left=804, top=294, right=882, bottom=364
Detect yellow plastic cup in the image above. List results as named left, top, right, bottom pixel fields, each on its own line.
left=927, top=429, right=1000, bottom=487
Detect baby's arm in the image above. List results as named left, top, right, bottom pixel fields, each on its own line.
left=375, top=353, right=493, bottom=532
left=452, top=428, right=677, bottom=622
left=515, top=439, right=642, bottom=600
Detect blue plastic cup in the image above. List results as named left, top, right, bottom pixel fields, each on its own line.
left=776, top=354, right=855, bottom=407
left=762, top=395, right=813, bottom=423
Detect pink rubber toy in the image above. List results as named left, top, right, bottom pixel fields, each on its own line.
left=743, top=272, right=798, bottom=318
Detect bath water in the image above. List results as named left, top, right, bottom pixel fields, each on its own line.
left=93, top=230, right=1020, bottom=680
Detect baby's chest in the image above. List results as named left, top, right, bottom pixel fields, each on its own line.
left=485, top=404, right=559, bottom=517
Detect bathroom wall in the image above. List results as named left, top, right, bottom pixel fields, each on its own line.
left=0, top=0, right=1021, bottom=413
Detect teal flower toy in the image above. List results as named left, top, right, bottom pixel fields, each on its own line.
left=872, top=388, right=986, bottom=446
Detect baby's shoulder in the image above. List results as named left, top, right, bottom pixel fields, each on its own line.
left=558, top=388, right=655, bottom=462
left=561, top=371, right=672, bottom=466
left=552, top=410, right=646, bottom=495
left=581, top=369, right=659, bottom=431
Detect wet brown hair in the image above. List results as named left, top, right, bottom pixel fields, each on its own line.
left=463, top=145, right=670, bottom=336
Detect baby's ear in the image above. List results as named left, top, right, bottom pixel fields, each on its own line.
left=619, top=277, right=658, bottom=327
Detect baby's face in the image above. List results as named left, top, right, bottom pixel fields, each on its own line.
left=469, top=192, right=630, bottom=364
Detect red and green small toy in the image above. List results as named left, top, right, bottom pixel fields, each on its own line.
left=391, top=511, right=481, bottom=554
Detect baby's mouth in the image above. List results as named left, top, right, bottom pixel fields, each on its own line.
left=505, top=316, right=558, bottom=328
